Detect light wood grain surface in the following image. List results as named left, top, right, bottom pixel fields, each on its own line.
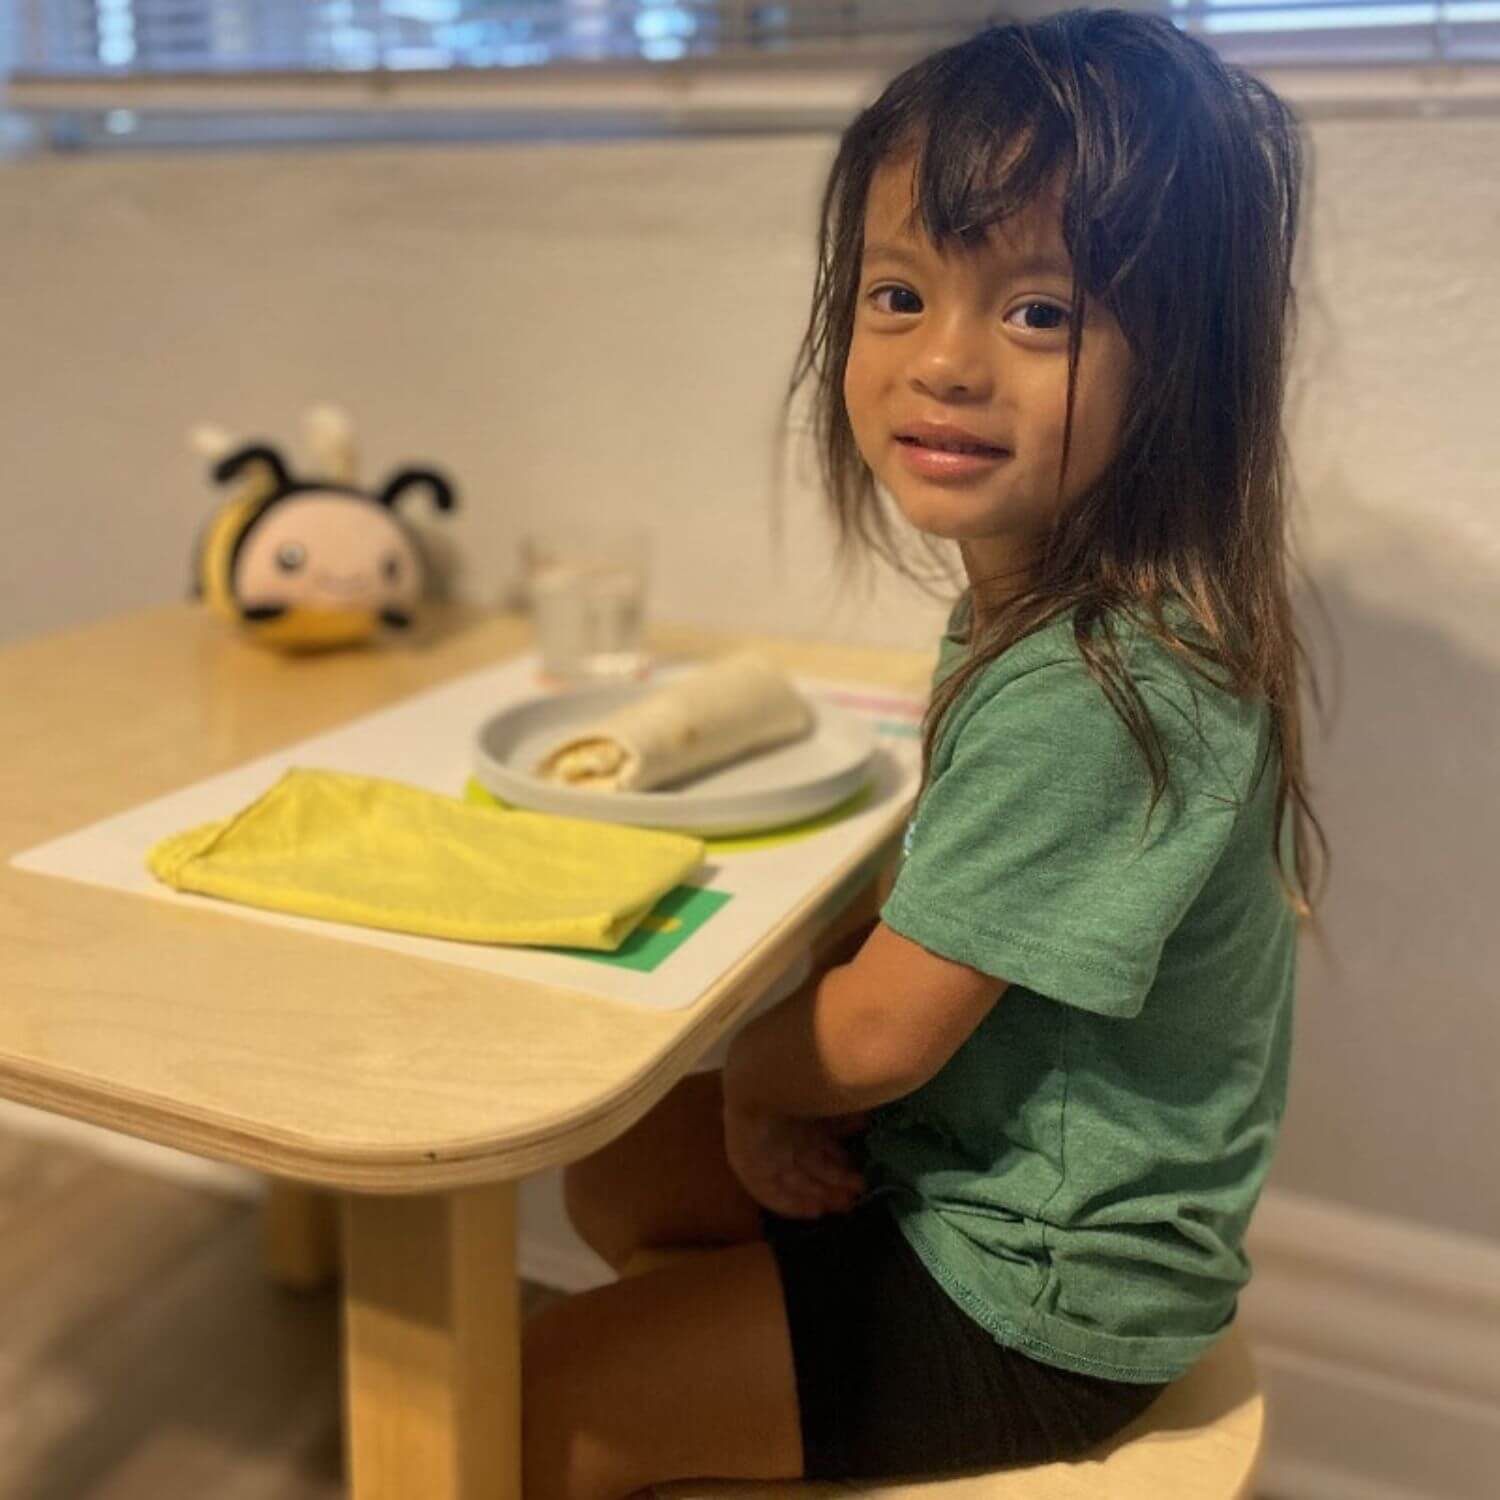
left=0, top=604, right=934, bottom=1192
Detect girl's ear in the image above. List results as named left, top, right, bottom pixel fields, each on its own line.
left=213, top=443, right=292, bottom=492
left=376, top=468, right=456, bottom=514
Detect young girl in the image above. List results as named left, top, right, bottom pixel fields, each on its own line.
left=524, top=10, right=1327, bottom=1496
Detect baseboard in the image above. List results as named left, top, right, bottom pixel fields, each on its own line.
left=4, top=1098, right=1494, bottom=1500
left=1239, top=1189, right=1500, bottom=1500
left=1256, top=1456, right=1451, bottom=1500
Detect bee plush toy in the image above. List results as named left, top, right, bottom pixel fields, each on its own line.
left=190, top=406, right=457, bottom=652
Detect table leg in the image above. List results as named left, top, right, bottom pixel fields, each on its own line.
left=261, top=1180, right=341, bottom=1291
left=341, top=1182, right=522, bottom=1500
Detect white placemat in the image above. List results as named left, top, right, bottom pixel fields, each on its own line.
left=10, top=652, right=926, bottom=1010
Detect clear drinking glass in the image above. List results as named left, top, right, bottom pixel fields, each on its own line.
left=519, top=522, right=651, bottom=683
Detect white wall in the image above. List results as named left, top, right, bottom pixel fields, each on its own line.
left=1275, top=114, right=1500, bottom=1245
left=1, top=112, right=1497, bottom=1260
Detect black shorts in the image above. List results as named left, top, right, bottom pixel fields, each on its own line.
left=761, top=1195, right=1171, bottom=1482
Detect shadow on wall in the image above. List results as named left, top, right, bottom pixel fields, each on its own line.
left=1275, top=562, right=1498, bottom=1240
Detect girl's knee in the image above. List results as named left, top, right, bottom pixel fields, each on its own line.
left=562, top=1158, right=637, bottom=1270
left=561, top=1074, right=723, bottom=1264
left=523, top=1300, right=652, bottom=1500
left=562, top=1072, right=761, bottom=1269
left=523, top=1306, right=592, bottom=1498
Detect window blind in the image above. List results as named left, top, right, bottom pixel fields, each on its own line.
left=7, top=1, right=1497, bottom=76
left=1171, top=0, right=1500, bottom=64
left=7, top=2, right=999, bottom=75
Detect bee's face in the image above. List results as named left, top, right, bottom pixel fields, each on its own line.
left=232, top=492, right=424, bottom=615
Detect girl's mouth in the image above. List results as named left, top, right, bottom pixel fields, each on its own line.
left=896, top=435, right=1011, bottom=478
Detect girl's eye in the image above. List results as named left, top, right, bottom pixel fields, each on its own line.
left=382, top=554, right=402, bottom=583
left=1006, top=301, right=1070, bottom=332
left=869, top=285, right=923, bottom=315
left=275, top=542, right=306, bottom=572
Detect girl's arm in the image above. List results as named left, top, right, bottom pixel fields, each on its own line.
left=723, top=921, right=1008, bottom=1119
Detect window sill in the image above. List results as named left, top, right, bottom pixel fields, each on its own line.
left=5, top=55, right=1500, bottom=158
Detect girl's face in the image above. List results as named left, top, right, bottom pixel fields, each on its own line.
left=843, top=156, right=1133, bottom=562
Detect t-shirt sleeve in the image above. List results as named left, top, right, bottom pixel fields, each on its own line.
left=881, top=660, right=1243, bottom=1018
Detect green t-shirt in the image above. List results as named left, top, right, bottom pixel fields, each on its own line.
left=866, top=593, right=1297, bottom=1384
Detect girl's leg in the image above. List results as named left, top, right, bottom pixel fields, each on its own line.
left=522, top=1239, right=802, bottom=1500
left=563, top=1069, right=764, bottom=1270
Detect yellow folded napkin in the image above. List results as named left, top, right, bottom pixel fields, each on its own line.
left=146, top=767, right=705, bottom=951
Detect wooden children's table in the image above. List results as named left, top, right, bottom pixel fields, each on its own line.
left=0, top=603, right=933, bottom=1500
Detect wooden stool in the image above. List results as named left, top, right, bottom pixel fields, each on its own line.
left=621, top=1249, right=1265, bottom=1500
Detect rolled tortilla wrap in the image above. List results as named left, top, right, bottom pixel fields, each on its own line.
left=535, top=650, right=814, bottom=791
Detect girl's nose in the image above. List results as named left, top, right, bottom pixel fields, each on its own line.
left=908, top=317, right=994, bottom=401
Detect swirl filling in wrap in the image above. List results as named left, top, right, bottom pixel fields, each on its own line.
left=534, top=650, right=814, bottom=792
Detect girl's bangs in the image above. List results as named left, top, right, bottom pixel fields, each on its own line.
left=883, top=61, right=1075, bottom=255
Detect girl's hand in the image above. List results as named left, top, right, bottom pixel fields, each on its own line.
left=723, top=1098, right=869, bottom=1220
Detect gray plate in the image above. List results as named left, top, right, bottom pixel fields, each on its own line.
left=472, top=674, right=877, bottom=836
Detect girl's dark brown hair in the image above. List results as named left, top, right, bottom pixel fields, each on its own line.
left=785, top=7, right=1328, bottom=918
